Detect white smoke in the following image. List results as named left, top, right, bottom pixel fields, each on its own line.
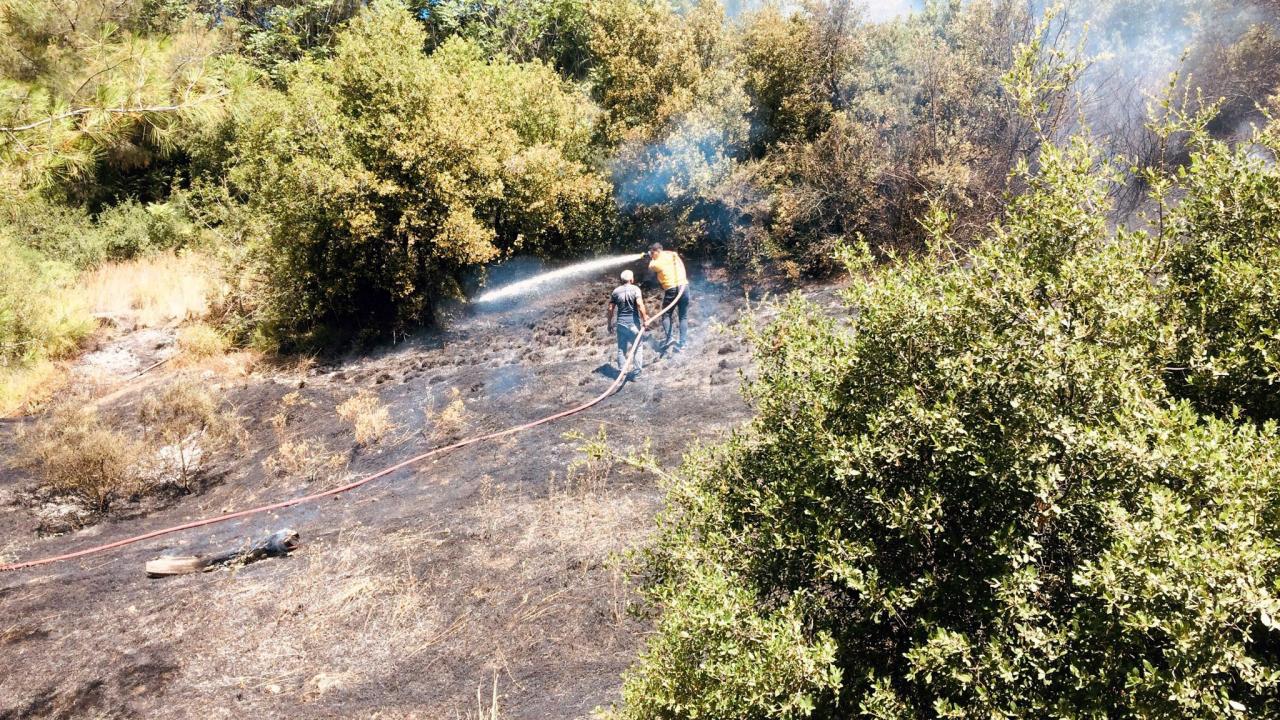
left=861, top=0, right=921, bottom=22
left=725, top=0, right=921, bottom=23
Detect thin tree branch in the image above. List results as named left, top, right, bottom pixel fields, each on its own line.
left=0, top=90, right=228, bottom=133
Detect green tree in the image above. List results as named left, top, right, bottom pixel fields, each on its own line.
left=1161, top=121, right=1280, bottom=421
left=613, top=133, right=1280, bottom=718
left=738, top=2, right=832, bottom=155
left=0, top=0, right=228, bottom=205
left=221, top=0, right=611, bottom=347
left=417, top=0, right=595, bottom=78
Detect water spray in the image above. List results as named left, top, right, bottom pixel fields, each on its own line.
left=475, top=254, right=644, bottom=303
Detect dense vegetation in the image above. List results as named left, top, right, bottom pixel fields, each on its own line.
left=5, top=0, right=1276, bottom=356
left=4, top=1, right=1280, bottom=715
left=618, top=119, right=1280, bottom=718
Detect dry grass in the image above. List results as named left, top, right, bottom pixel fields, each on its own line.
left=269, top=390, right=307, bottom=435
left=165, top=477, right=650, bottom=714
left=566, top=315, right=594, bottom=346
left=429, top=387, right=468, bottom=439
left=80, top=250, right=223, bottom=328
left=0, top=360, right=69, bottom=417
left=184, top=528, right=452, bottom=702
left=2, top=446, right=656, bottom=716
left=264, top=391, right=348, bottom=483
left=15, top=402, right=145, bottom=517
left=337, top=389, right=394, bottom=447
left=177, top=322, right=229, bottom=360
left=264, top=438, right=348, bottom=484
left=465, top=675, right=502, bottom=720
left=137, top=377, right=243, bottom=492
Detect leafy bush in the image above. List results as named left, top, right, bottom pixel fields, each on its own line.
left=222, top=1, right=613, bottom=347
left=0, top=234, right=91, bottom=366
left=617, top=562, right=842, bottom=719
left=0, top=195, right=105, bottom=269
left=1160, top=123, right=1280, bottom=421
left=418, top=0, right=595, bottom=78
left=616, top=137, right=1280, bottom=718
left=93, top=200, right=199, bottom=261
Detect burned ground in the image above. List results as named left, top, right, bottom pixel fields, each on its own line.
left=0, top=262, right=840, bottom=718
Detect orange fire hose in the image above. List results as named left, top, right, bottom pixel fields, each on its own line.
left=0, top=285, right=685, bottom=574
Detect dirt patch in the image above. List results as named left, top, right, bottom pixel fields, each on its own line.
left=74, top=327, right=177, bottom=386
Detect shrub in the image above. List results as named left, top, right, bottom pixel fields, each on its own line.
left=16, top=404, right=144, bottom=516
left=222, top=2, right=612, bottom=348
left=615, top=563, right=842, bottom=719
left=1160, top=123, right=1280, bottom=421
left=0, top=195, right=106, bottom=269
left=616, top=137, right=1280, bottom=718
left=0, top=234, right=91, bottom=366
left=138, top=378, right=242, bottom=492
left=337, top=389, right=393, bottom=447
left=178, top=323, right=230, bottom=360
left=93, top=200, right=197, bottom=262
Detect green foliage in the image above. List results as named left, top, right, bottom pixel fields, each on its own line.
left=218, top=1, right=612, bottom=347
left=231, top=0, right=365, bottom=81
left=611, top=563, right=842, bottom=719
left=1161, top=123, right=1280, bottom=420
left=0, top=193, right=197, bottom=269
left=619, top=134, right=1280, bottom=717
left=418, top=0, right=594, bottom=78
left=0, top=194, right=103, bottom=268
left=0, top=0, right=228, bottom=203
left=0, top=233, right=90, bottom=366
left=739, top=4, right=832, bottom=155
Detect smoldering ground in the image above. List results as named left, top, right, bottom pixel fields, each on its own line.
left=0, top=255, right=831, bottom=718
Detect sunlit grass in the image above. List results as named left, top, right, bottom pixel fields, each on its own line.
left=80, top=251, right=224, bottom=328
left=0, top=360, right=69, bottom=417
left=2, top=252, right=228, bottom=416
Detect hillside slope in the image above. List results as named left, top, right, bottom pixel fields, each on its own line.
left=0, top=262, right=831, bottom=718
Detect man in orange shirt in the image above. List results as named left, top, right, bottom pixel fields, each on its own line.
left=647, top=242, right=690, bottom=352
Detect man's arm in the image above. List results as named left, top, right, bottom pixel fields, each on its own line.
left=637, top=289, right=650, bottom=326
left=606, top=299, right=616, bottom=333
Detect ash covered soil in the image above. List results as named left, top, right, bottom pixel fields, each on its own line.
left=0, top=261, right=842, bottom=719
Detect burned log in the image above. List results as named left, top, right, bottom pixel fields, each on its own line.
left=145, top=529, right=300, bottom=577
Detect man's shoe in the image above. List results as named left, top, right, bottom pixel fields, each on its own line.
left=629, top=370, right=643, bottom=381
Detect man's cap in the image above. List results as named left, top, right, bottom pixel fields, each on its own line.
left=620, top=269, right=634, bottom=282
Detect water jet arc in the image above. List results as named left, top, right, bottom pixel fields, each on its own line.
left=475, top=254, right=644, bottom=303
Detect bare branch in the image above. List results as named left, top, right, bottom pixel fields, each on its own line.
left=0, top=90, right=228, bottom=133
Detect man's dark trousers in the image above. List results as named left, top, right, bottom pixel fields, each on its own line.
left=661, top=285, right=689, bottom=349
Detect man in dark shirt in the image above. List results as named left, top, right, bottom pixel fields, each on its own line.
left=607, top=269, right=650, bottom=380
